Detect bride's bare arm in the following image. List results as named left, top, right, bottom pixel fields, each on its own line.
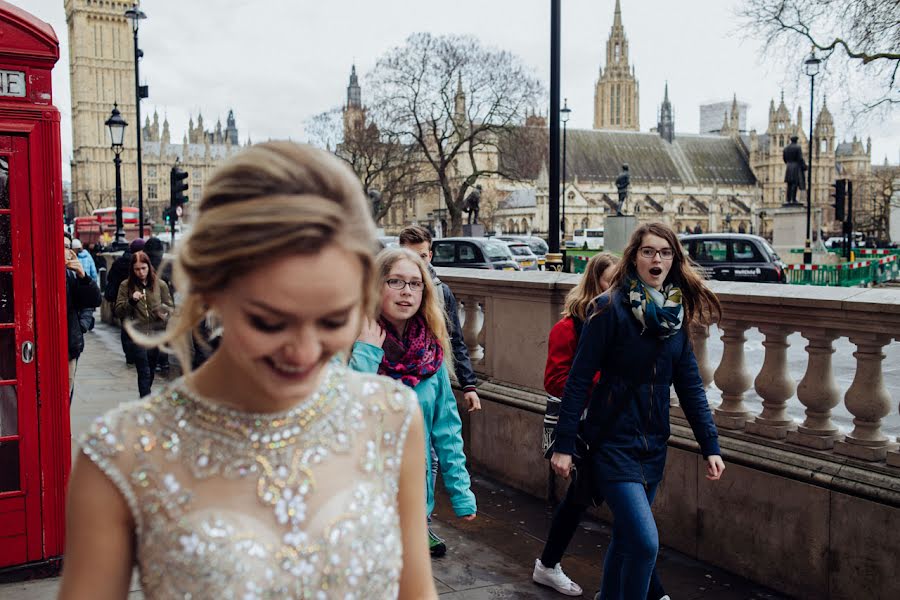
left=396, top=409, right=438, bottom=600
left=58, top=454, right=134, bottom=600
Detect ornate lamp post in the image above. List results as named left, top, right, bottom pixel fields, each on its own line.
left=125, top=4, right=147, bottom=238
left=560, top=98, right=571, bottom=242
left=105, top=104, right=128, bottom=250
left=803, top=50, right=821, bottom=265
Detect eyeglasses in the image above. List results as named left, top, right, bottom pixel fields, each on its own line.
left=385, top=278, right=424, bottom=292
left=639, top=246, right=674, bottom=260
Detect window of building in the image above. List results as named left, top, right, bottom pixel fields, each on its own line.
left=148, top=166, right=157, bottom=178
left=192, top=170, right=202, bottom=182
left=147, top=184, right=157, bottom=200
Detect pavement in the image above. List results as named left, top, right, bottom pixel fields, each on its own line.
left=0, top=320, right=789, bottom=599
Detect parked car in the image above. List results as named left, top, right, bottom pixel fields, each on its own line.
left=431, top=237, right=520, bottom=271
left=680, top=233, right=787, bottom=283
left=502, top=241, right=540, bottom=271
left=492, top=235, right=548, bottom=268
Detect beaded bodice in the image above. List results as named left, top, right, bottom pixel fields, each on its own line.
left=81, top=364, right=418, bottom=599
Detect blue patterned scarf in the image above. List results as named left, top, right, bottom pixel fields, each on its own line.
left=626, top=276, right=684, bottom=339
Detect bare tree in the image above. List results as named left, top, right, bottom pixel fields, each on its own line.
left=738, top=0, right=899, bottom=115
left=306, top=107, right=424, bottom=225
left=367, top=33, right=543, bottom=235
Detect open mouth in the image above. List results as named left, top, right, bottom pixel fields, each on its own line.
left=396, top=301, right=414, bottom=308
left=264, top=357, right=314, bottom=381
left=649, top=267, right=663, bottom=277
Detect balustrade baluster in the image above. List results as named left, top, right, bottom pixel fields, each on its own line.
left=746, top=325, right=797, bottom=439
left=834, top=334, right=894, bottom=461
left=689, top=321, right=714, bottom=388
left=787, top=329, right=842, bottom=449
left=713, top=320, right=752, bottom=429
left=461, top=296, right=484, bottom=363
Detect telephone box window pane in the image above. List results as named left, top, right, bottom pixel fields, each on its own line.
left=0, top=329, right=14, bottom=380
left=0, top=157, right=7, bottom=209
left=0, top=272, right=11, bottom=323
left=0, top=214, right=10, bottom=265
left=0, top=440, right=20, bottom=492
left=0, top=385, right=15, bottom=436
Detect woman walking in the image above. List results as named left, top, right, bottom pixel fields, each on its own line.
left=114, top=251, right=173, bottom=397
left=350, top=248, right=477, bottom=544
left=535, top=253, right=668, bottom=599
left=551, top=222, right=725, bottom=599
left=61, top=142, right=437, bottom=598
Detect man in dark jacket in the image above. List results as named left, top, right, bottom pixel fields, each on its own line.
left=104, top=238, right=145, bottom=365
left=65, top=242, right=102, bottom=402
left=783, top=135, right=807, bottom=205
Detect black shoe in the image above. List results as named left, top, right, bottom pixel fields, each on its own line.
left=428, top=528, right=447, bottom=558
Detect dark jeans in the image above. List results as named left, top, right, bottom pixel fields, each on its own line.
left=131, top=342, right=160, bottom=398
left=121, top=326, right=134, bottom=364
left=597, top=481, right=661, bottom=600
left=540, top=473, right=666, bottom=600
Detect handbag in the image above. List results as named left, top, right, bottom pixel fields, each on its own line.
left=542, top=395, right=590, bottom=460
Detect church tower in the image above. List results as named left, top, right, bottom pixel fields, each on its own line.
left=657, top=82, right=674, bottom=143
left=593, top=0, right=640, bottom=130
left=65, top=0, right=139, bottom=214
left=342, top=64, right=365, bottom=136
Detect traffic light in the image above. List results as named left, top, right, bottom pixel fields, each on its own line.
left=169, top=165, right=189, bottom=226
left=832, top=178, right=847, bottom=222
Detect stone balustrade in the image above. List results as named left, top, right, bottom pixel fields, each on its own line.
left=437, top=267, right=900, bottom=598
left=440, top=268, right=900, bottom=467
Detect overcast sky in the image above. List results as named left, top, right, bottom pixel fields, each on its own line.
left=22, top=0, right=900, bottom=181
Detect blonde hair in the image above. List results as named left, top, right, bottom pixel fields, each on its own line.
left=138, top=141, right=378, bottom=369
left=376, top=247, right=453, bottom=374
left=563, top=252, right=619, bottom=321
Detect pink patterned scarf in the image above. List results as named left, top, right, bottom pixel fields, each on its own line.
left=377, top=314, right=443, bottom=388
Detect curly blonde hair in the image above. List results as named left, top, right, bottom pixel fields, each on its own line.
left=137, top=141, right=378, bottom=370
left=375, top=247, right=453, bottom=374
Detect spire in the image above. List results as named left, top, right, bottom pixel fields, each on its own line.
left=658, top=81, right=674, bottom=143
left=346, top=64, right=362, bottom=109
left=225, top=109, right=239, bottom=145
left=454, top=72, right=466, bottom=126
left=613, top=0, right=622, bottom=28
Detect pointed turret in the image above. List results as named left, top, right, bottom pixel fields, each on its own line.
left=657, top=82, right=674, bottom=143
left=346, top=64, right=362, bottom=109
left=454, top=72, right=467, bottom=129
left=225, top=109, right=239, bottom=145
left=593, top=0, right=639, bottom=129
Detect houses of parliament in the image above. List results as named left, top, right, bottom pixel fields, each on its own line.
left=65, top=0, right=244, bottom=223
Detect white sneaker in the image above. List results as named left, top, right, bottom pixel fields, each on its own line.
left=532, top=559, right=583, bottom=596
left=659, top=596, right=671, bottom=600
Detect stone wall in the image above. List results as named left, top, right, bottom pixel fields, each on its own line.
left=439, top=267, right=900, bottom=599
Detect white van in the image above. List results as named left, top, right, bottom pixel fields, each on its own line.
left=568, top=228, right=605, bottom=249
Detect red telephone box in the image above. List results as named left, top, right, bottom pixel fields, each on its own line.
left=0, top=2, right=69, bottom=574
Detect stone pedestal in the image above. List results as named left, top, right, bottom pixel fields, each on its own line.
left=771, top=204, right=807, bottom=258
left=462, top=223, right=485, bottom=238
left=604, top=215, right=638, bottom=254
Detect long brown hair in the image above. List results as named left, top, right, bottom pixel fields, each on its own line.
left=608, top=222, right=721, bottom=325
left=376, top=247, right=454, bottom=374
left=563, top=252, right=618, bottom=320
left=127, top=251, right=157, bottom=295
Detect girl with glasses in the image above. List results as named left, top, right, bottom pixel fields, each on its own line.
left=61, top=143, right=438, bottom=599
left=550, top=222, right=725, bottom=600
left=351, top=248, right=477, bottom=546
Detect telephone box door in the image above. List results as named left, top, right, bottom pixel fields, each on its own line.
left=0, top=134, right=41, bottom=567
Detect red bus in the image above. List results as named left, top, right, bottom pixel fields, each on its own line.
left=73, top=207, right=151, bottom=247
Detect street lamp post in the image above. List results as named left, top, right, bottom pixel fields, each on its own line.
left=547, top=0, right=561, bottom=265
left=105, top=104, right=128, bottom=250
left=125, top=4, right=147, bottom=238
left=803, top=50, right=821, bottom=265
left=560, top=98, right=571, bottom=242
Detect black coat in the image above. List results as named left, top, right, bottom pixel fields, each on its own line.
left=783, top=142, right=807, bottom=188
left=104, top=251, right=132, bottom=302
left=556, top=290, right=720, bottom=486
left=67, top=269, right=102, bottom=360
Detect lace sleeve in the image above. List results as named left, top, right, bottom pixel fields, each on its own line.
left=79, top=401, right=145, bottom=536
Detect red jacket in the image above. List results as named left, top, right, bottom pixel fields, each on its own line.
left=544, top=316, right=600, bottom=399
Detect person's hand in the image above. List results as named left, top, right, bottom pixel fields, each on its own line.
left=463, top=391, right=481, bottom=412
left=65, top=251, right=85, bottom=278
left=550, top=452, right=573, bottom=479
left=460, top=514, right=476, bottom=522
left=131, top=290, right=144, bottom=302
left=357, top=317, right=386, bottom=348
left=705, top=455, right=725, bottom=481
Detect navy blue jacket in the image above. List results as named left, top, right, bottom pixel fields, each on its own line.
left=555, top=290, right=720, bottom=486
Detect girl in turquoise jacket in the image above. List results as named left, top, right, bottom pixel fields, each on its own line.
left=350, top=248, right=477, bottom=527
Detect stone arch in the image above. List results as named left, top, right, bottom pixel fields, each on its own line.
left=520, top=218, right=529, bottom=234
left=581, top=217, right=589, bottom=229
left=507, top=218, right=515, bottom=234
